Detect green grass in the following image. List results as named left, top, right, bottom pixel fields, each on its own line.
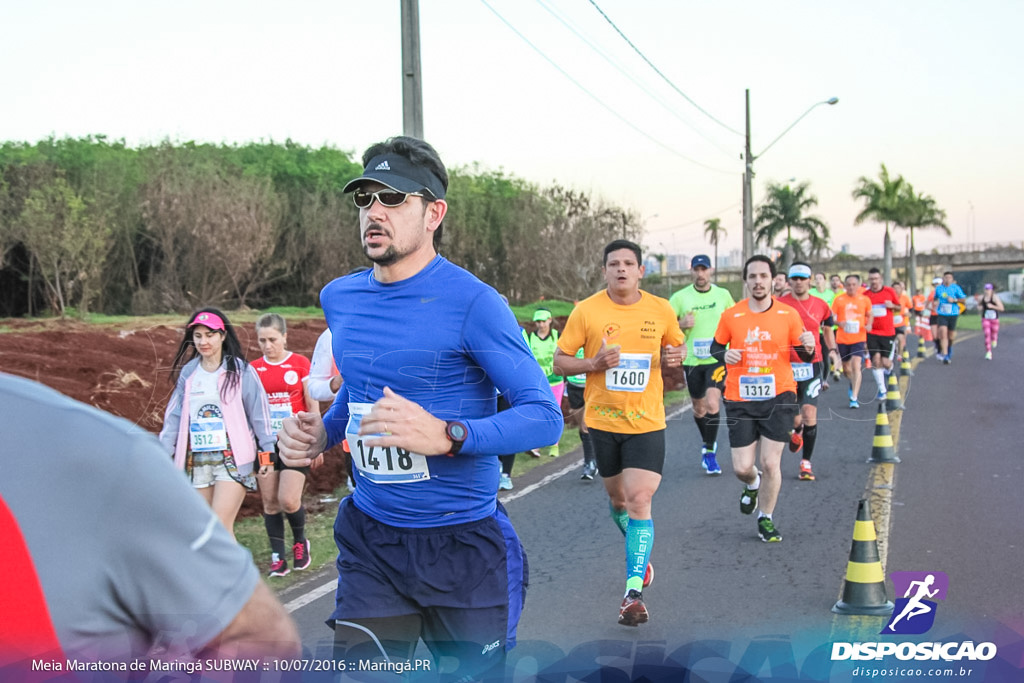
left=235, top=486, right=348, bottom=587
left=510, top=299, right=576, bottom=322
left=947, top=313, right=1019, bottom=331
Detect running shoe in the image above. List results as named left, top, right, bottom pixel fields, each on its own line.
left=293, top=540, right=311, bottom=571
left=798, top=460, right=815, bottom=481
left=943, top=357, right=951, bottom=365
left=499, top=473, right=514, bottom=490
left=849, top=399, right=859, bottom=409
left=757, top=517, right=782, bottom=543
left=703, top=452, right=722, bottom=475
left=985, top=351, right=992, bottom=360
left=788, top=430, right=803, bottom=453
left=580, top=462, right=597, bottom=481
left=549, top=443, right=560, bottom=457
left=740, top=482, right=759, bottom=515
left=529, top=448, right=542, bottom=458
left=618, top=590, right=649, bottom=627
left=268, top=553, right=290, bottom=577
left=935, top=353, right=946, bottom=362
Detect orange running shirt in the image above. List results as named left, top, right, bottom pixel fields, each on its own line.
left=558, top=290, right=685, bottom=434
left=832, top=292, right=872, bottom=344
left=713, top=298, right=807, bottom=402
left=894, top=292, right=913, bottom=327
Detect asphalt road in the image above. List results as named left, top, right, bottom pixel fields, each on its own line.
left=279, top=316, right=1024, bottom=681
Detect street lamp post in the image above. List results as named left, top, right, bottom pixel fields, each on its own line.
left=741, top=91, right=839, bottom=267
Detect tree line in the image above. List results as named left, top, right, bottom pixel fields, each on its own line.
left=0, top=137, right=643, bottom=317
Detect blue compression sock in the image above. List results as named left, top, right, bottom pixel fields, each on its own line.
left=625, top=518, right=654, bottom=592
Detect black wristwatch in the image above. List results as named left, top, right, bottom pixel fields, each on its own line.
left=444, top=421, right=468, bottom=457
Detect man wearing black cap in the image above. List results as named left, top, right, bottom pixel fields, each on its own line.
left=277, top=136, right=563, bottom=680
left=669, top=254, right=735, bottom=474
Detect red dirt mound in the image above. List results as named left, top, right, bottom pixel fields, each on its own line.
left=0, top=317, right=345, bottom=517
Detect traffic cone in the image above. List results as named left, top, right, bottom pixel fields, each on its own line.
left=869, top=402, right=900, bottom=464
left=885, top=373, right=903, bottom=411
left=900, top=349, right=913, bottom=376
left=917, top=337, right=926, bottom=358
left=832, top=499, right=895, bottom=615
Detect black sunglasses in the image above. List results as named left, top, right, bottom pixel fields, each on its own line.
left=352, top=189, right=426, bottom=209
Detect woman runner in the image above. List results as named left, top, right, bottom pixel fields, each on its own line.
left=251, top=313, right=322, bottom=576
left=159, top=308, right=276, bottom=538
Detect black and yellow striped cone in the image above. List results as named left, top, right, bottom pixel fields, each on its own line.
left=917, top=337, right=926, bottom=359
left=832, top=499, right=895, bottom=615
left=885, top=373, right=903, bottom=411
left=900, top=349, right=913, bottom=376
left=869, top=401, right=900, bottom=463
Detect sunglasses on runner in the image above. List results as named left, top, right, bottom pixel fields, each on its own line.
left=351, top=189, right=427, bottom=209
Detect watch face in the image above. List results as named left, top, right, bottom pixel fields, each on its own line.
left=448, top=422, right=467, bottom=440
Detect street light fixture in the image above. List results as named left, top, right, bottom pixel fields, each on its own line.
left=741, top=91, right=839, bottom=266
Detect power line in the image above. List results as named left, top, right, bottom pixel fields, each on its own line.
left=586, top=0, right=742, bottom=137
left=534, top=0, right=737, bottom=161
left=478, top=0, right=736, bottom=175
left=645, top=202, right=742, bottom=235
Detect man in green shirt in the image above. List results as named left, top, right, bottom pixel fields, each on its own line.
left=668, top=254, right=735, bottom=474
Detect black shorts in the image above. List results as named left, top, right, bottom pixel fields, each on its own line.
left=866, top=333, right=895, bottom=358
left=588, top=428, right=666, bottom=477
left=274, top=457, right=310, bottom=476
left=723, top=392, right=799, bottom=448
left=683, top=362, right=726, bottom=400
left=566, top=382, right=585, bottom=410
left=935, top=315, right=959, bottom=330
left=837, top=342, right=867, bottom=363
left=796, top=377, right=822, bottom=406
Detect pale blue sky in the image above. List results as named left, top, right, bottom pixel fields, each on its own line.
left=3, top=0, right=1021, bottom=260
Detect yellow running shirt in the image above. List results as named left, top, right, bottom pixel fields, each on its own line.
left=558, top=290, right=685, bottom=434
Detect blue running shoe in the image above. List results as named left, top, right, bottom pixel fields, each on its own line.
left=704, top=452, right=722, bottom=475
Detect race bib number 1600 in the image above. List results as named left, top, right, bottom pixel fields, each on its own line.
left=606, top=353, right=652, bottom=393
left=345, top=403, right=430, bottom=484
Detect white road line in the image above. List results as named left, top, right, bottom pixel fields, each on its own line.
left=289, top=401, right=694, bottom=613
left=286, top=579, right=336, bottom=613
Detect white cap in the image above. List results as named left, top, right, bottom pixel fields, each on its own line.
left=932, top=277, right=942, bottom=285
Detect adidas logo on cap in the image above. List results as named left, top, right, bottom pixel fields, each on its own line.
left=374, top=160, right=391, bottom=171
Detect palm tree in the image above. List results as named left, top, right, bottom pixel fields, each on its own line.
left=753, top=181, right=829, bottom=271
left=896, top=186, right=948, bottom=295
left=852, top=164, right=905, bottom=283
left=703, top=218, right=727, bottom=274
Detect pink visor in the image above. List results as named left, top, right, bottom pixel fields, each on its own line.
left=188, top=312, right=226, bottom=332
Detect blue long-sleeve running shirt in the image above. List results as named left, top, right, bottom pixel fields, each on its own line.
left=321, top=256, right=563, bottom=527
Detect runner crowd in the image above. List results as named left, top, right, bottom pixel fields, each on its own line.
left=61, top=136, right=1005, bottom=677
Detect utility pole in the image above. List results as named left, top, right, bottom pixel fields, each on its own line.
left=401, top=0, right=424, bottom=139
left=742, top=89, right=754, bottom=268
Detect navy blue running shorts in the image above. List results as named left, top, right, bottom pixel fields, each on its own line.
left=329, top=496, right=527, bottom=658
left=588, top=428, right=666, bottom=477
